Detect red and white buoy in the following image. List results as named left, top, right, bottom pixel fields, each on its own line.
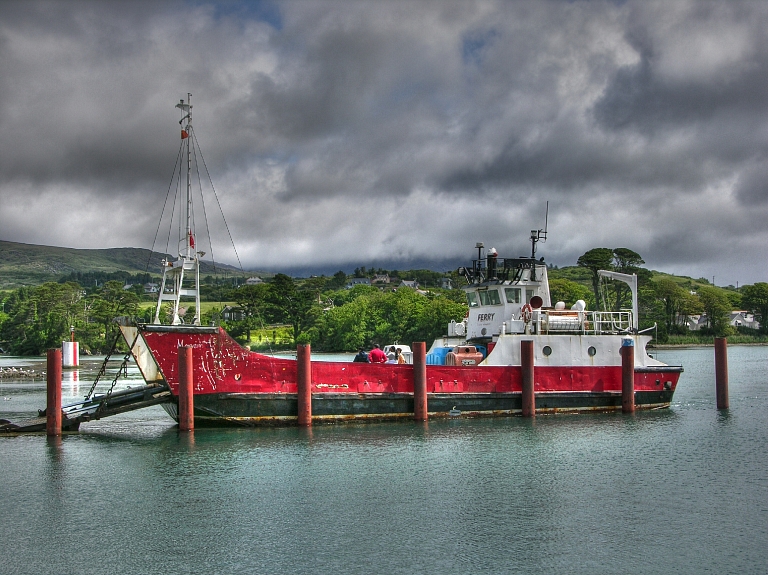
left=62, top=326, right=79, bottom=368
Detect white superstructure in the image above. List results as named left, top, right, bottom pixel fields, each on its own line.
left=429, top=236, right=664, bottom=369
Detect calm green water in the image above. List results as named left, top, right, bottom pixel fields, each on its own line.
left=1, top=347, right=766, bottom=575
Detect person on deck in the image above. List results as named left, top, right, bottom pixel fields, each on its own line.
left=368, top=344, right=388, bottom=364
left=396, top=348, right=406, bottom=364
left=353, top=349, right=369, bottom=363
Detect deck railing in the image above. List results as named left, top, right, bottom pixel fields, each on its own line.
left=538, top=310, right=633, bottom=335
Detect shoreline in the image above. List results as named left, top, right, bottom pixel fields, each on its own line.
left=650, top=342, right=768, bottom=349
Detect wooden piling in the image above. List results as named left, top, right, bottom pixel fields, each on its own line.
left=715, top=337, right=729, bottom=410
left=297, top=344, right=312, bottom=426
left=46, top=349, right=62, bottom=436
left=621, top=339, right=635, bottom=413
left=178, top=345, right=194, bottom=431
left=521, top=340, right=535, bottom=417
left=413, top=341, right=428, bottom=421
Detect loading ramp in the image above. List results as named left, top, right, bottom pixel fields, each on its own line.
left=0, top=382, right=172, bottom=433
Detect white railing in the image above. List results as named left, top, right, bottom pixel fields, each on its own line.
left=537, top=310, right=633, bottom=335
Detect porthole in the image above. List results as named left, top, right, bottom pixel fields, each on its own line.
left=542, top=345, right=552, bottom=357
left=588, top=346, right=597, bottom=357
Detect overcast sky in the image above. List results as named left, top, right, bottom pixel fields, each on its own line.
left=1, top=1, right=766, bottom=285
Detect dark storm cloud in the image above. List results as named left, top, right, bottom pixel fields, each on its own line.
left=735, top=161, right=768, bottom=206
left=0, top=0, right=766, bottom=283
left=0, top=0, right=276, bottom=192
left=595, top=3, right=768, bottom=134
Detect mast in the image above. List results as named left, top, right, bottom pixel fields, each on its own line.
left=529, top=201, right=548, bottom=281
left=153, top=94, right=201, bottom=326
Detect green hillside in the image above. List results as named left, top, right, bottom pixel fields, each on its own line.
left=0, top=240, right=246, bottom=288
left=549, top=265, right=721, bottom=292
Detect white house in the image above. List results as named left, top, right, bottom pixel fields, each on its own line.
left=346, top=278, right=372, bottom=289
left=730, top=311, right=760, bottom=330
left=683, top=312, right=760, bottom=331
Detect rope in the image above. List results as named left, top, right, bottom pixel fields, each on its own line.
left=146, top=143, right=184, bottom=274
left=192, top=129, right=244, bottom=274
left=191, top=128, right=214, bottom=273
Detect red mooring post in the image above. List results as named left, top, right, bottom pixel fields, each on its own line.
left=621, top=339, right=635, bottom=413
left=715, top=337, right=729, bottom=410
left=521, top=340, right=535, bottom=417
left=413, top=341, right=428, bottom=421
left=178, top=345, right=194, bottom=431
left=297, top=344, right=312, bottom=426
left=46, top=348, right=62, bottom=436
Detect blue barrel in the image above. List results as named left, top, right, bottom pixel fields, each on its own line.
left=426, top=347, right=452, bottom=365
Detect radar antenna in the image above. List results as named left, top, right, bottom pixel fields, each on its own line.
left=530, top=201, right=548, bottom=259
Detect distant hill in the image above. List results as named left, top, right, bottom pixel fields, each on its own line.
left=0, top=240, right=247, bottom=288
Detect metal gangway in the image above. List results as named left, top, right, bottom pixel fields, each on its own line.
left=0, top=383, right=172, bottom=433
left=0, top=332, right=172, bottom=434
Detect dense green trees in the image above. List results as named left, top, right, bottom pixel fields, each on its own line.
left=233, top=284, right=272, bottom=341
left=0, top=283, right=83, bottom=355
left=741, top=282, right=768, bottom=334
left=0, top=255, right=765, bottom=355
left=326, top=271, right=348, bottom=290
left=576, top=248, right=613, bottom=307
left=268, top=274, right=321, bottom=344
left=90, top=281, right=140, bottom=341
left=548, top=278, right=592, bottom=307
left=0, top=281, right=138, bottom=354
left=310, top=287, right=467, bottom=352
left=697, top=286, right=733, bottom=337
left=651, top=278, right=703, bottom=334
left=224, top=279, right=467, bottom=351
left=576, top=247, right=647, bottom=311
left=610, top=248, right=646, bottom=311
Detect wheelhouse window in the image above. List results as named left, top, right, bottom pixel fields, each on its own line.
left=466, top=292, right=479, bottom=307
left=478, top=289, right=501, bottom=306
left=505, top=287, right=521, bottom=304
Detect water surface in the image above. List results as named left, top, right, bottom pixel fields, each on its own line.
left=1, top=347, right=766, bottom=575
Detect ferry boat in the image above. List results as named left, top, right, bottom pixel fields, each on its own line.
left=120, top=96, right=683, bottom=426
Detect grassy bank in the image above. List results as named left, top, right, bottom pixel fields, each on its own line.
left=243, top=325, right=295, bottom=351
left=652, top=334, right=768, bottom=347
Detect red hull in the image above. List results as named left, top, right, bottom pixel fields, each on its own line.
left=138, top=327, right=681, bottom=399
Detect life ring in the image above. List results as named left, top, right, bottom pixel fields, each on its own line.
left=521, top=303, right=533, bottom=323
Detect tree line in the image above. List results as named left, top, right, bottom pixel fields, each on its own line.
left=224, top=274, right=465, bottom=351
left=1, top=251, right=767, bottom=355
left=556, top=247, right=768, bottom=340
left=0, top=281, right=141, bottom=355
